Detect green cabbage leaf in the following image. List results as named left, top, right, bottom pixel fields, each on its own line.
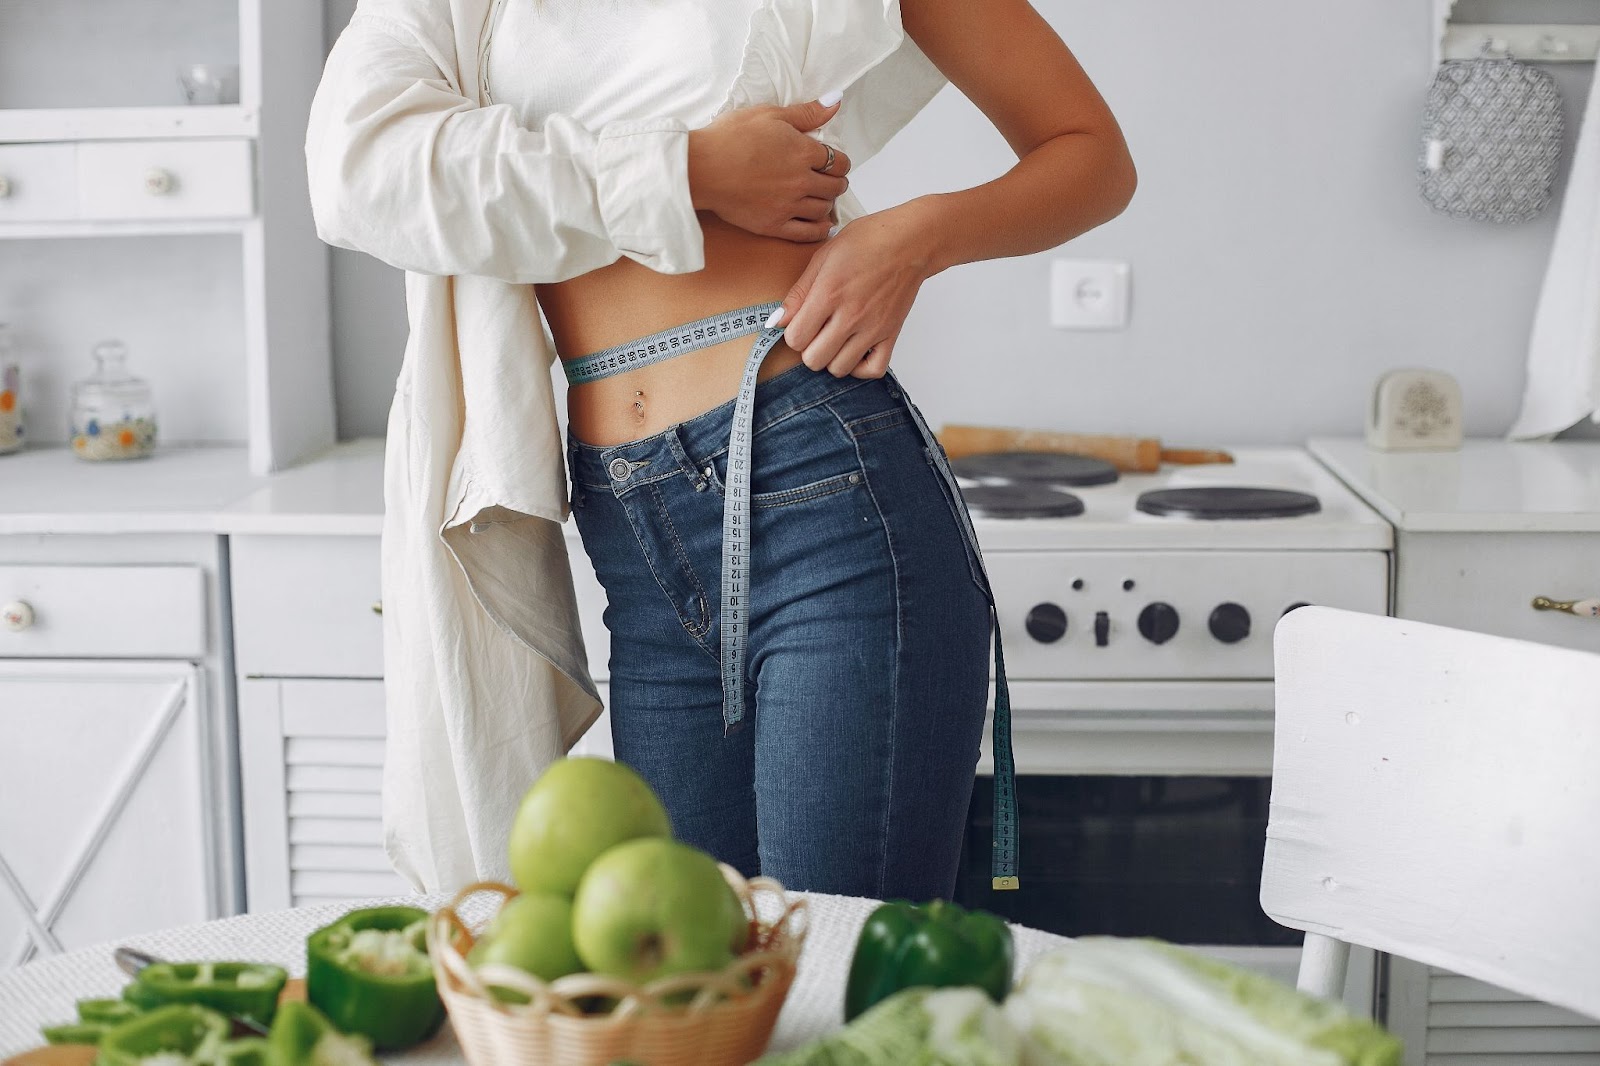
left=1004, top=938, right=1403, bottom=1066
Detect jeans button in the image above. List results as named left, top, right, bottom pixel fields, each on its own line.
left=608, top=457, right=632, bottom=482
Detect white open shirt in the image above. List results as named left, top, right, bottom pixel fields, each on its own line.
left=305, top=0, right=948, bottom=893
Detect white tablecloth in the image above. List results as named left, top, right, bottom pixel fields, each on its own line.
left=0, top=893, right=1072, bottom=1059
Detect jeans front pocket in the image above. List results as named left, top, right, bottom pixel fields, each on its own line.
left=698, top=397, right=866, bottom=508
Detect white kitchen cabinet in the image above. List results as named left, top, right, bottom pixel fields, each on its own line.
left=230, top=535, right=384, bottom=679
left=238, top=677, right=408, bottom=910
left=239, top=675, right=614, bottom=911
left=1310, top=438, right=1600, bottom=1064
left=0, top=527, right=236, bottom=966
left=230, top=514, right=615, bottom=910
left=0, top=1, right=333, bottom=474
left=0, top=661, right=213, bottom=964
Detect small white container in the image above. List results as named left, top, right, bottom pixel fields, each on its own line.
left=0, top=324, right=21, bottom=455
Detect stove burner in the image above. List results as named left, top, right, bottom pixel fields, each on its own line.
left=961, top=483, right=1085, bottom=519
left=951, top=451, right=1120, bottom=487
left=1135, top=487, right=1322, bottom=520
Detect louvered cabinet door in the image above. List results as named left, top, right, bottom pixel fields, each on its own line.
left=238, top=678, right=409, bottom=910
left=0, top=661, right=213, bottom=965
left=1388, top=958, right=1600, bottom=1065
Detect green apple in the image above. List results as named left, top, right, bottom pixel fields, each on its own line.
left=507, top=757, right=671, bottom=897
left=467, top=892, right=585, bottom=997
left=572, top=838, right=745, bottom=983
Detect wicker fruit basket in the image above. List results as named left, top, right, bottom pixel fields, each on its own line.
left=427, top=865, right=809, bottom=1066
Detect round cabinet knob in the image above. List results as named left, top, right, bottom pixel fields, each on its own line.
left=1025, top=603, right=1068, bottom=643
left=1208, top=602, right=1251, bottom=644
left=144, top=169, right=177, bottom=196
left=0, top=175, right=12, bottom=199
left=2, top=600, right=35, bottom=632
left=1137, top=602, right=1180, bottom=644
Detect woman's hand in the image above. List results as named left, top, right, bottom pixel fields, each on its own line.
left=767, top=199, right=941, bottom=379
left=688, top=99, right=853, bottom=243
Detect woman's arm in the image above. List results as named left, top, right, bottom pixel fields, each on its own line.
left=896, top=0, right=1137, bottom=275
left=769, top=0, right=1136, bottom=378
left=307, top=4, right=856, bottom=284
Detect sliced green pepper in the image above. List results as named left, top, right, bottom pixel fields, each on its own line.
left=842, top=898, right=1015, bottom=1021
left=267, top=1000, right=379, bottom=1066
left=40, top=1022, right=107, bottom=1046
left=214, top=1036, right=272, bottom=1066
left=122, top=961, right=288, bottom=1029
left=78, top=998, right=146, bottom=1026
left=97, top=1004, right=231, bottom=1066
left=305, top=906, right=444, bottom=1051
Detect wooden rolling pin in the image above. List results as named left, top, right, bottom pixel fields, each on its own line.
left=938, top=424, right=1234, bottom=473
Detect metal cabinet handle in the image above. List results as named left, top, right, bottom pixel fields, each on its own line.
left=1531, top=596, right=1600, bottom=618
left=144, top=169, right=177, bottom=196
left=0, top=176, right=12, bottom=199
left=2, top=600, right=36, bottom=632
left=371, top=601, right=383, bottom=616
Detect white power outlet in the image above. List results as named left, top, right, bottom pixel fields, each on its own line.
left=1050, top=259, right=1130, bottom=330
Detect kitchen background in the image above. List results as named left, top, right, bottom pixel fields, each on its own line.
left=313, top=0, right=1600, bottom=443
left=5, top=1, right=1600, bottom=1062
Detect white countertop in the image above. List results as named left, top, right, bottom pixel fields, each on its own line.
left=1309, top=437, right=1600, bottom=533
left=0, top=438, right=387, bottom=536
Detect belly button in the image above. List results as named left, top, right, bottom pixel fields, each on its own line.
left=633, top=390, right=647, bottom=423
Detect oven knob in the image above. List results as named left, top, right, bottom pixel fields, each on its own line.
left=1209, top=602, right=1251, bottom=644
left=1025, top=603, right=1067, bottom=643
left=1137, top=602, right=1180, bottom=644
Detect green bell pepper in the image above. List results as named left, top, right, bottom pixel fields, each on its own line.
left=122, top=961, right=288, bottom=1029
left=97, top=1004, right=231, bottom=1066
left=267, top=1001, right=379, bottom=1066
left=77, top=998, right=146, bottom=1026
left=305, top=906, right=444, bottom=1051
left=214, top=1037, right=272, bottom=1066
left=843, top=899, right=1015, bottom=1022
left=40, top=1023, right=107, bottom=1046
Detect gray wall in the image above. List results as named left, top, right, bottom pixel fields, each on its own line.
left=323, top=0, right=1600, bottom=443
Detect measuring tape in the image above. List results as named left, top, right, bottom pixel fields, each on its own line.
left=888, top=379, right=1020, bottom=891
left=565, top=300, right=1019, bottom=889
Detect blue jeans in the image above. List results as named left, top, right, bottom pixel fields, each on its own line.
left=567, top=361, right=993, bottom=899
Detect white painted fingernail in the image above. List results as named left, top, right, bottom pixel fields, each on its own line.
left=764, top=307, right=785, bottom=328
left=819, top=89, right=844, bottom=108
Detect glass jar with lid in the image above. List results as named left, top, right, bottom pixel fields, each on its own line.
left=0, top=323, right=20, bottom=456
left=70, top=340, right=157, bottom=461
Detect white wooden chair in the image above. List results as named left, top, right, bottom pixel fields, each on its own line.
left=1262, top=605, right=1600, bottom=1022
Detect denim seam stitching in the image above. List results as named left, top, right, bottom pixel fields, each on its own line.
left=649, top=481, right=713, bottom=640
left=751, top=471, right=862, bottom=509
left=614, top=485, right=718, bottom=665
left=826, top=398, right=899, bottom=898
left=691, top=377, right=877, bottom=473
left=843, top=408, right=913, bottom=438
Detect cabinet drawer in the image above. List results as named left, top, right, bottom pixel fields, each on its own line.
left=78, top=139, right=254, bottom=221
left=0, top=565, right=206, bottom=658
left=231, top=535, right=382, bottom=678
left=0, top=144, right=78, bottom=223
left=1395, top=531, right=1600, bottom=655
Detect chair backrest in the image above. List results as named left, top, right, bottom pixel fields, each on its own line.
left=1263, top=605, right=1600, bottom=1021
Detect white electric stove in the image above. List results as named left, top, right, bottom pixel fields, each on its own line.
left=965, top=447, right=1392, bottom=692
left=952, top=446, right=1392, bottom=1010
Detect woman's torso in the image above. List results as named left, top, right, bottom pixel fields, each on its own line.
left=485, top=0, right=825, bottom=447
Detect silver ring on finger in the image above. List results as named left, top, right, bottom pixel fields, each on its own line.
left=816, top=143, right=837, bottom=174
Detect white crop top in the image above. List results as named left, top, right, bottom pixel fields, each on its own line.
left=484, top=0, right=766, bottom=131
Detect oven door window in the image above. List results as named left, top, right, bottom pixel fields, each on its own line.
left=956, top=775, right=1302, bottom=947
